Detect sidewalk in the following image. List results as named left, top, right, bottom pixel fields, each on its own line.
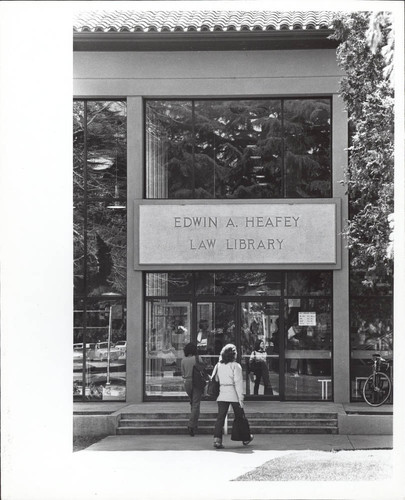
left=83, top=433, right=392, bottom=452
left=69, top=434, right=397, bottom=500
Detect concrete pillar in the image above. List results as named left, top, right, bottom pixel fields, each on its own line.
left=126, top=96, right=143, bottom=403
left=332, top=93, right=350, bottom=402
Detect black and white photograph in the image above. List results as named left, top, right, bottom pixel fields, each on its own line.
left=1, top=1, right=404, bottom=499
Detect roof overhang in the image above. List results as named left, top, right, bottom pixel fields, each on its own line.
left=73, top=29, right=338, bottom=51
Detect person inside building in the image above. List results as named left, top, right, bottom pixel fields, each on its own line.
left=181, top=342, right=204, bottom=436
left=249, top=339, right=273, bottom=395
left=213, top=343, right=253, bottom=449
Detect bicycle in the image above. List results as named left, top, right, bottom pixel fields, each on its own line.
left=362, top=354, right=392, bottom=407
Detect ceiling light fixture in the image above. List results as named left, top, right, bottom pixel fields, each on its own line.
left=87, top=157, right=114, bottom=171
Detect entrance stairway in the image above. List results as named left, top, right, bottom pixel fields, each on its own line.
left=116, top=411, right=339, bottom=435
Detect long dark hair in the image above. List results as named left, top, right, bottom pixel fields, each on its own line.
left=219, top=343, right=237, bottom=364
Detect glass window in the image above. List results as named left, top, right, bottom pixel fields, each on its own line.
left=240, top=301, right=280, bottom=398
left=196, top=301, right=236, bottom=357
left=145, top=272, right=193, bottom=297
left=349, top=266, right=393, bottom=401
left=73, top=300, right=126, bottom=401
left=286, top=271, right=332, bottom=296
left=145, top=300, right=191, bottom=397
left=284, top=99, right=331, bottom=198
left=284, top=297, right=332, bottom=401
left=144, top=271, right=332, bottom=401
left=145, top=98, right=331, bottom=199
left=215, top=271, right=282, bottom=296
left=194, top=272, right=215, bottom=295
left=73, top=99, right=127, bottom=402
left=73, top=202, right=85, bottom=297
left=86, top=101, right=127, bottom=200
left=146, top=100, right=193, bottom=199
left=73, top=101, right=84, bottom=199
left=194, top=100, right=283, bottom=198
left=350, top=295, right=393, bottom=401
left=350, top=270, right=393, bottom=296
left=86, top=202, right=127, bottom=297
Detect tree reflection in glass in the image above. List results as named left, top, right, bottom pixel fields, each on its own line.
left=73, top=99, right=127, bottom=401
left=86, top=101, right=127, bottom=200
left=194, top=100, right=283, bottom=198
left=284, top=99, right=331, bottom=198
left=146, top=101, right=193, bottom=199
left=146, top=98, right=331, bottom=199
left=86, top=202, right=126, bottom=297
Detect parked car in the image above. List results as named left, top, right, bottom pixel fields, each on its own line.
left=94, top=342, right=121, bottom=361
left=73, top=344, right=83, bottom=361
left=115, top=341, right=127, bottom=356
left=73, top=343, right=96, bottom=361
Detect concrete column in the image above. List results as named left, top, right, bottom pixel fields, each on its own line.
left=332, top=94, right=350, bottom=402
left=126, top=96, right=143, bottom=403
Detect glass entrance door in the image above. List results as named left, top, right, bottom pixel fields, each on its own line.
left=240, top=301, right=280, bottom=398
left=196, top=301, right=236, bottom=372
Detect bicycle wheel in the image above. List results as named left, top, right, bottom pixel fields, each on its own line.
left=362, top=372, right=392, bottom=407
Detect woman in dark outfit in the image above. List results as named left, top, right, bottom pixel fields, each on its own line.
left=181, top=342, right=204, bottom=436
left=249, top=339, right=273, bottom=395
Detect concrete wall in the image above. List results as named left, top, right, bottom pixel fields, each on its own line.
left=74, top=47, right=349, bottom=404
left=73, top=414, right=119, bottom=437
left=338, top=414, right=393, bottom=435
left=73, top=49, right=343, bottom=97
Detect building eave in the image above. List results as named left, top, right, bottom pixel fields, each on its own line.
left=73, top=30, right=338, bottom=52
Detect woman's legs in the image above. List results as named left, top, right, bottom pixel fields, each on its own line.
left=184, top=379, right=201, bottom=433
left=214, top=401, right=230, bottom=439
left=230, top=401, right=244, bottom=420
left=261, top=364, right=273, bottom=394
left=253, top=374, right=261, bottom=395
left=189, top=386, right=203, bottom=430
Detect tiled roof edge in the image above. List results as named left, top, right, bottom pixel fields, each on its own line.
left=73, top=10, right=336, bottom=34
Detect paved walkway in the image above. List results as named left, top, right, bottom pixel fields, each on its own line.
left=71, top=434, right=397, bottom=500
left=71, top=401, right=397, bottom=499
left=84, top=433, right=392, bottom=452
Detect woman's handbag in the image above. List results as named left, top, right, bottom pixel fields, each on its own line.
left=206, top=364, right=220, bottom=398
left=231, top=408, right=251, bottom=442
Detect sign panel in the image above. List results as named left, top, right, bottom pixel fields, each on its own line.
left=298, top=312, right=317, bottom=326
left=139, top=203, right=338, bottom=265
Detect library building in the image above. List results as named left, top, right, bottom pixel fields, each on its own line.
left=73, top=10, right=393, bottom=407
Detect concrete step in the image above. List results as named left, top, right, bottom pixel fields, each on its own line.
left=120, top=412, right=338, bottom=420
left=116, top=426, right=338, bottom=435
left=118, top=418, right=337, bottom=428
left=116, top=410, right=339, bottom=435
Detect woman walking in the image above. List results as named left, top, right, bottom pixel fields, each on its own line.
left=181, top=342, right=204, bottom=436
left=213, top=343, right=253, bottom=449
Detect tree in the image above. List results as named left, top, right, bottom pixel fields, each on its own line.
left=330, top=12, right=394, bottom=286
